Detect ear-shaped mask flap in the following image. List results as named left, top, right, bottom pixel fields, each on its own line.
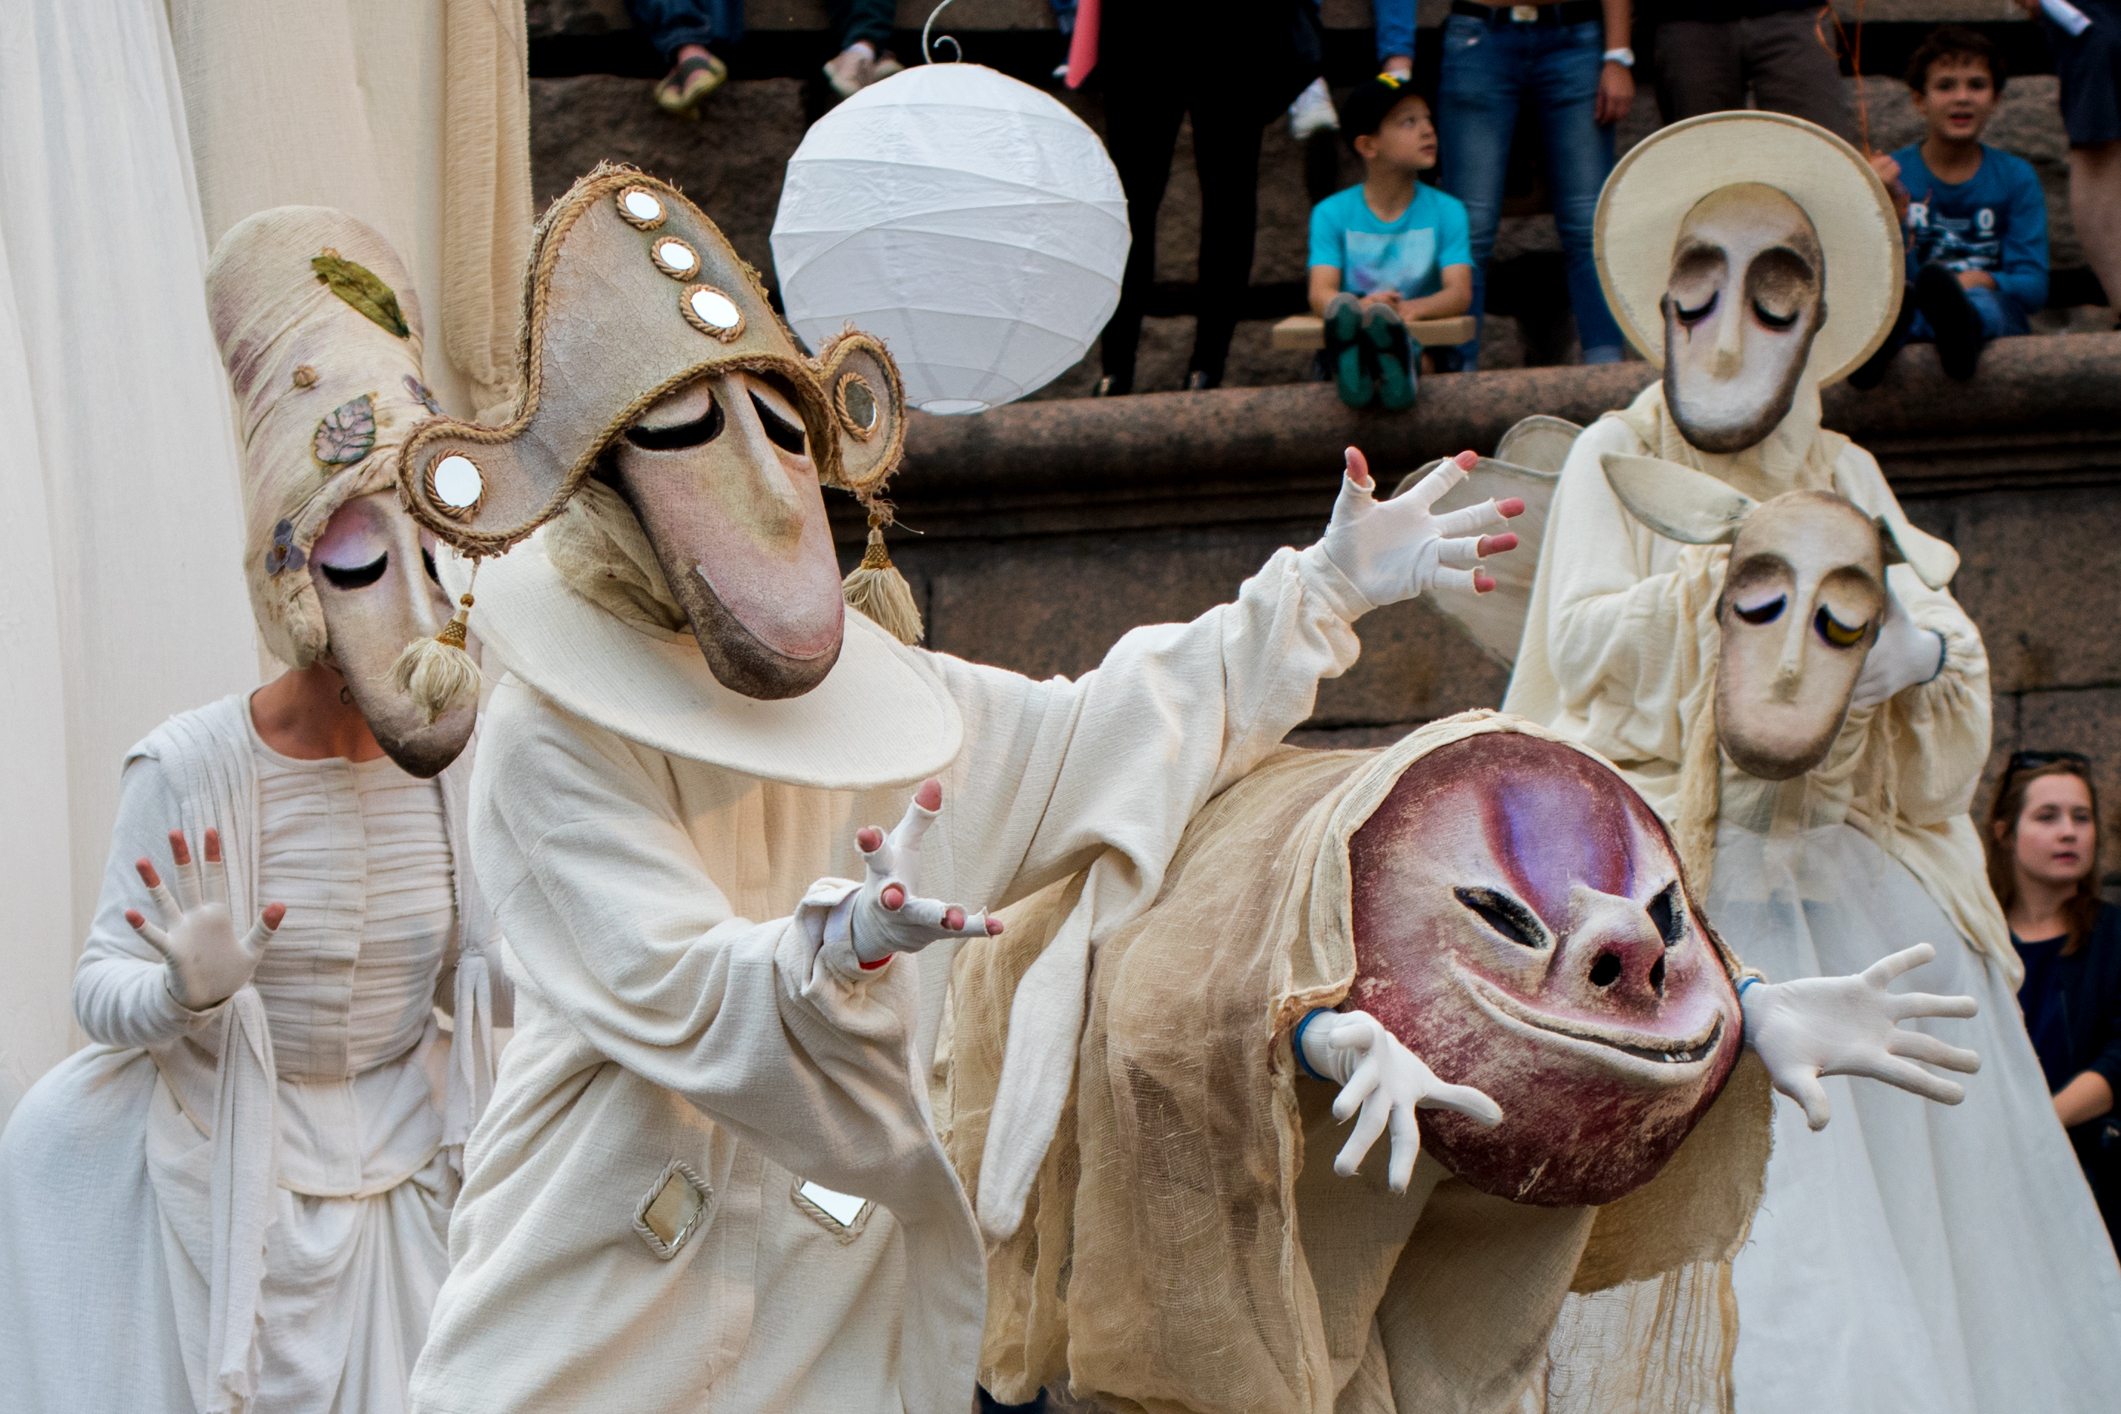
left=1602, top=453, right=1758, bottom=546
left=815, top=331, right=907, bottom=497
left=1870, top=512, right=1956, bottom=591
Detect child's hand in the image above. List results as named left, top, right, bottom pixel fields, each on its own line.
left=1868, top=152, right=1911, bottom=222
left=1357, top=291, right=1399, bottom=313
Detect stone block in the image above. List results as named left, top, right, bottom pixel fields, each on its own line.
left=1921, top=483, right=2121, bottom=694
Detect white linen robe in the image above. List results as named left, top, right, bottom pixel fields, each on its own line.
left=0, top=695, right=506, bottom=1414
left=408, top=545, right=1374, bottom=1414
left=1504, top=383, right=2121, bottom=1413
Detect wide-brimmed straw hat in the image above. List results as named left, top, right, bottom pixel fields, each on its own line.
left=1594, top=112, right=1904, bottom=387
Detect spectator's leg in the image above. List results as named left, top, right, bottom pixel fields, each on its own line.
left=1739, top=6, right=1857, bottom=144
left=830, top=0, right=895, bottom=54
left=1532, top=18, right=1624, bottom=363
left=1437, top=13, right=1527, bottom=369
left=626, top=0, right=725, bottom=62
left=1187, top=100, right=1268, bottom=388
left=1375, top=0, right=1418, bottom=74
left=1913, top=263, right=1984, bottom=379
left=1097, top=89, right=1188, bottom=392
left=2069, top=143, right=2121, bottom=322
left=1966, top=287, right=2032, bottom=341
left=1652, top=20, right=1746, bottom=124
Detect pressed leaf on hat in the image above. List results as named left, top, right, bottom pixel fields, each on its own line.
left=312, top=249, right=410, bottom=337
left=314, top=393, right=378, bottom=467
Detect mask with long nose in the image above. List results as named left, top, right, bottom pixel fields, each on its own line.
left=1662, top=184, right=1827, bottom=455
left=1348, top=734, right=1744, bottom=1207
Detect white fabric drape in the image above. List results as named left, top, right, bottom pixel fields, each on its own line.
left=0, top=0, right=258, bottom=1123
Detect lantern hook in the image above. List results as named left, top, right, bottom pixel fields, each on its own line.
left=921, top=0, right=962, bottom=63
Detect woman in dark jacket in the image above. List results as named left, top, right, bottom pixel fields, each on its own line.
left=1988, top=751, right=2121, bottom=1247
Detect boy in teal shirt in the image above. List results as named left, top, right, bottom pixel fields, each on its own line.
left=1308, top=75, right=1473, bottom=410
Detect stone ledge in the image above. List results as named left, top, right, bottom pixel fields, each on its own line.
left=859, top=332, right=2121, bottom=544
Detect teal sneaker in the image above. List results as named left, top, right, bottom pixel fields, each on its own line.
left=1363, top=304, right=1417, bottom=411
left=1323, top=293, right=1371, bottom=408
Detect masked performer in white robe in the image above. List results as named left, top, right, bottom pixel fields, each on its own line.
left=1502, top=113, right=2121, bottom=1412
left=386, top=166, right=1522, bottom=1414
left=0, top=209, right=506, bottom=1414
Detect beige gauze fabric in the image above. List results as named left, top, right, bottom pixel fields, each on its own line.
left=208, top=206, right=443, bottom=667
left=168, top=0, right=532, bottom=421
left=948, top=712, right=1772, bottom=1414
left=1501, top=381, right=2010, bottom=983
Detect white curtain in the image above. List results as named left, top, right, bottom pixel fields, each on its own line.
left=0, top=0, right=260, bottom=1121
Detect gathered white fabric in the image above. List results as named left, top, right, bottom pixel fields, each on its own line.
left=1849, top=587, right=1947, bottom=710
left=0, top=695, right=506, bottom=1414
left=408, top=544, right=1371, bottom=1414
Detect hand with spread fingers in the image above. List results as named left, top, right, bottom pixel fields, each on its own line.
left=1319, top=447, right=1525, bottom=607
left=1851, top=586, right=1947, bottom=709
left=1741, top=943, right=1982, bottom=1130
left=847, top=778, right=1003, bottom=968
left=124, top=828, right=286, bottom=1011
left=1298, top=1007, right=1504, bottom=1193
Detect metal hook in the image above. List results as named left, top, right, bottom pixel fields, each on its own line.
left=922, top=0, right=961, bottom=64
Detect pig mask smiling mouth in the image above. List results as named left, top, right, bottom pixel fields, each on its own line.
left=1348, top=733, right=1744, bottom=1207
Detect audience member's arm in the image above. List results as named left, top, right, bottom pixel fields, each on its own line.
left=1399, top=264, right=1473, bottom=321
left=1993, top=158, right=2051, bottom=312
left=2055, top=1070, right=2114, bottom=1127
left=1308, top=264, right=1345, bottom=318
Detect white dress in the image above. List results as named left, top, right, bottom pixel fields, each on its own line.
left=0, top=695, right=504, bottom=1414
left=1504, top=386, right=2121, bottom=1413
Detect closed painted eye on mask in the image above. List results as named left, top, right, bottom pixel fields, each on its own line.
left=1348, top=734, right=1744, bottom=1207
left=1662, top=183, right=1827, bottom=455
left=1715, top=492, right=1885, bottom=779
left=310, top=490, right=477, bottom=777
left=603, top=369, right=846, bottom=700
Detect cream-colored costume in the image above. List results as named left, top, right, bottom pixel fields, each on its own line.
left=410, top=537, right=1373, bottom=1414
left=1504, top=115, right=2121, bottom=1412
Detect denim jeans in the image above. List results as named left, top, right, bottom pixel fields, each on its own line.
left=1374, top=0, right=1415, bottom=63
left=626, top=0, right=742, bottom=60
left=1436, top=12, right=1625, bottom=366
left=1909, top=285, right=2032, bottom=343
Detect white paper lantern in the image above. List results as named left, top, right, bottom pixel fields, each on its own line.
left=771, top=63, right=1129, bottom=415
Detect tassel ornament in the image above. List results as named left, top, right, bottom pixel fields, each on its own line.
left=842, top=514, right=923, bottom=646
left=392, top=568, right=482, bottom=722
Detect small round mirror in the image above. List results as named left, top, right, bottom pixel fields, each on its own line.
left=838, top=375, right=878, bottom=436
left=433, top=454, right=484, bottom=510
left=619, top=188, right=664, bottom=226
left=653, top=239, right=698, bottom=278
left=687, top=287, right=741, bottom=331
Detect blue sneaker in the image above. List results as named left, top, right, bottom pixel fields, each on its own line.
left=1323, top=293, right=1371, bottom=408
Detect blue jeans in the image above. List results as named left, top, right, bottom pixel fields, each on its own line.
left=1436, top=13, right=1625, bottom=367
left=1909, top=286, right=2031, bottom=343
left=1375, top=0, right=1415, bottom=63
left=626, top=0, right=742, bottom=59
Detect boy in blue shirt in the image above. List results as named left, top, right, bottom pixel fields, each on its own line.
left=1308, top=75, right=1473, bottom=410
left=1852, top=26, right=2049, bottom=385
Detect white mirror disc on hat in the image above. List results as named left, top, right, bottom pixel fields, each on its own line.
left=688, top=287, right=740, bottom=330
left=655, top=239, right=699, bottom=277
left=621, top=189, right=664, bottom=224
left=434, top=454, right=484, bottom=508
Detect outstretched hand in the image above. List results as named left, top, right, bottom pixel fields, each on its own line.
left=1741, top=943, right=1981, bottom=1130
left=1299, top=1008, right=1502, bottom=1193
left=848, top=778, right=1003, bottom=968
left=1320, top=448, right=1524, bottom=607
left=125, top=828, right=284, bottom=1011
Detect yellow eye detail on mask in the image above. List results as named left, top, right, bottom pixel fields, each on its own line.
left=1814, top=605, right=1868, bottom=648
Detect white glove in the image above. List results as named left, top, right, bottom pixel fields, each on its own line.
left=1317, top=448, right=1523, bottom=608
left=1850, top=585, right=1946, bottom=709
left=125, top=828, right=284, bottom=1011
left=1297, top=1007, right=1503, bottom=1193
left=848, top=778, right=1002, bottom=967
left=1740, top=943, right=1980, bottom=1130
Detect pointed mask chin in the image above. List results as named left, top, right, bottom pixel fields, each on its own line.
left=1348, top=735, right=1743, bottom=1207
left=1714, top=492, right=1885, bottom=781
left=612, top=373, right=847, bottom=701
left=310, top=492, right=477, bottom=779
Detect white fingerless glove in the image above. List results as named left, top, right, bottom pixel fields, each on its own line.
left=1295, top=1007, right=1502, bottom=1193
left=1317, top=452, right=1516, bottom=609
left=126, top=830, right=281, bottom=1011
left=847, top=781, right=999, bottom=967
left=1739, top=943, right=1980, bottom=1130
left=1850, top=586, right=1946, bottom=710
